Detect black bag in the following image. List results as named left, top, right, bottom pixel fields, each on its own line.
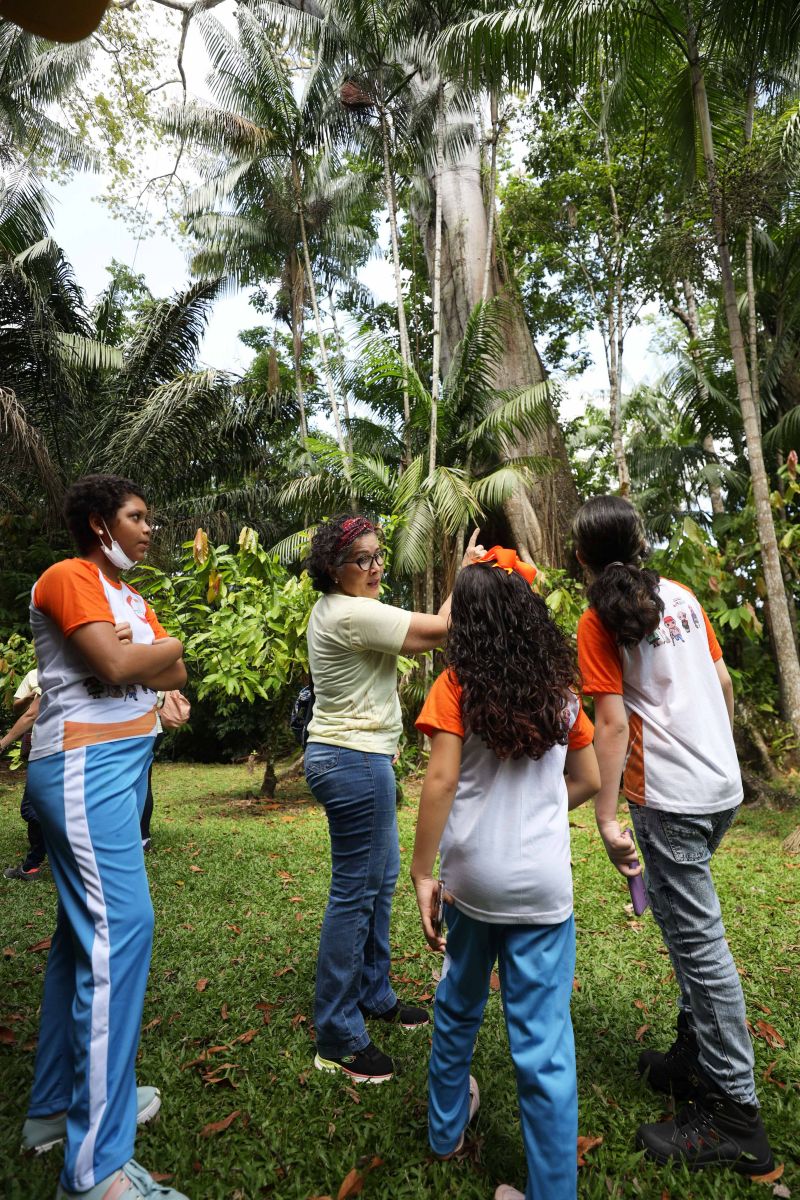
left=290, top=680, right=315, bottom=747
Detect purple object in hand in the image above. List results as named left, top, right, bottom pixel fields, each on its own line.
left=626, top=829, right=649, bottom=915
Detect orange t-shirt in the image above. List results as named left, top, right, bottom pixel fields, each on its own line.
left=30, top=558, right=166, bottom=759
left=577, top=577, right=741, bottom=812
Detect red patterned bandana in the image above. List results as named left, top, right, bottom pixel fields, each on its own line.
left=335, top=516, right=377, bottom=553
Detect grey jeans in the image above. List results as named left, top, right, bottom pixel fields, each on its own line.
left=628, top=802, right=756, bottom=1105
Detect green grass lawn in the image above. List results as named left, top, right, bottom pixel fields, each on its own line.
left=1, top=762, right=798, bottom=1200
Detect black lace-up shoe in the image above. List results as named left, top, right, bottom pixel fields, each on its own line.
left=313, top=1041, right=394, bottom=1083
left=638, top=1011, right=712, bottom=1100
left=636, top=1090, right=775, bottom=1176
left=359, top=1000, right=430, bottom=1029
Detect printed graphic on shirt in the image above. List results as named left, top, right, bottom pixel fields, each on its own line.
left=644, top=596, right=708, bottom=653
left=30, top=558, right=165, bottom=760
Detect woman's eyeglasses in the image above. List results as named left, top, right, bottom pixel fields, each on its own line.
left=342, top=551, right=385, bottom=571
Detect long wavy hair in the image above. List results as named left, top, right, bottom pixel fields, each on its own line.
left=448, top=563, right=579, bottom=760
left=572, top=495, right=664, bottom=646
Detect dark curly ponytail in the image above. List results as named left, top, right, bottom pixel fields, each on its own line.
left=572, top=496, right=664, bottom=647
left=448, top=564, right=579, bottom=760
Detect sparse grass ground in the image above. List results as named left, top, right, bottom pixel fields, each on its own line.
left=1, top=762, right=799, bottom=1200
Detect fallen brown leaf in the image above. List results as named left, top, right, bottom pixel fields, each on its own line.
left=750, top=1162, right=785, bottom=1183
left=754, top=1019, right=786, bottom=1049
left=489, top=971, right=500, bottom=991
left=142, top=1017, right=161, bottom=1033
left=336, top=1168, right=364, bottom=1199
left=0, top=1026, right=15, bottom=1045
left=635, top=1024, right=651, bottom=1042
left=196, top=979, right=209, bottom=992
left=2, top=946, right=16, bottom=959
left=231, top=1028, right=258, bottom=1045
left=572, top=977, right=581, bottom=991
left=221, top=1003, right=229, bottom=1021
left=200, top=1110, right=240, bottom=1137
left=26, top=937, right=51, bottom=953
left=189, top=865, right=204, bottom=874
left=763, top=1060, right=786, bottom=1090
left=150, top=1174, right=173, bottom=1184
left=577, top=1134, right=603, bottom=1167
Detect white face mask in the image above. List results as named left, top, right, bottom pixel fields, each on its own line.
left=99, top=521, right=136, bottom=572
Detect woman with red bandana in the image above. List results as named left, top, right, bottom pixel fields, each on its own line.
left=305, top=515, right=484, bottom=1083
left=411, top=548, right=600, bottom=1200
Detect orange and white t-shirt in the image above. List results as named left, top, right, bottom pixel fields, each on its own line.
left=416, top=670, right=594, bottom=925
left=577, top=577, right=742, bottom=813
left=29, top=558, right=167, bottom=760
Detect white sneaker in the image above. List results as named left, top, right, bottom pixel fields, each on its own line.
left=494, top=1187, right=525, bottom=1200
left=23, top=1087, right=161, bottom=1154
left=55, top=1158, right=187, bottom=1199
left=435, top=1074, right=480, bottom=1159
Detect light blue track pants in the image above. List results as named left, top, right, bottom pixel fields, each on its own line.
left=429, top=906, right=578, bottom=1200
left=26, top=737, right=155, bottom=1193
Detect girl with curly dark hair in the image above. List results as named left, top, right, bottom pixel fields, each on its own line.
left=574, top=495, right=775, bottom=1177
left=305, top=514, right=486, bottom=1084
left=411, top=548, right=600, bottom=1200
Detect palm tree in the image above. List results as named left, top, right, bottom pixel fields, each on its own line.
left=443, top=0, right=800, bottom=740
left=274, top=299, right=557, bottom=581
left=0, top=25, right=96, bottom=254
left=163, top=6, right=372, bottom=468
left=0, top=235, right=283, bottom=552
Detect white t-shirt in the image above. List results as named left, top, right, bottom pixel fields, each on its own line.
left=577, top=577, right=742, bottom=813
left=29, top=558, right=166, bottom=760
left=14, top=669, right=40, bottom=703
left=306, top=592, right=412, bottom=756
left=416, top=670, right=594, bottom=925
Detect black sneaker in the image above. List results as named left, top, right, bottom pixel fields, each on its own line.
left=636, top=1090, right=776, bottom=1176
left=314, top=1041, right=394, bottom=1083
left=638, top=1011, right=712, bottom=1100
left=3, top=864, right=43, bottom=881
left=359, top=1000, right=430, bottom=1030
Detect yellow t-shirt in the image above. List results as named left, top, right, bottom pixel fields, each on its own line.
left=306, top=593, right=412, bottom=755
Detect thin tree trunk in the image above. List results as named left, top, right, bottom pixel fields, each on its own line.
left=293, top=163, right=352, bottom=487
left=599, top=91, right=631, bottom=496
left=607, top=293, right=630, bottom=495
left=289, top=253, right=308, bottom=443
left=380, top=106, right=412, bottom=465
left=429, top=84, right=445, bottom=482
left=481, top=90, right=499, bottom=305
left=674, top=278, right=724, bottom=514
left=327, top=288, right=353, bottom=464
left=687, top=18, right=800, bottom=739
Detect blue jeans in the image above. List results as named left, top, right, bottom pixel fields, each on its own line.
left=304, top=743, right=400, bottom=1058
left=629, top=803, right=756, bottom=1104
left=429, top=906, right=577, bottom=1200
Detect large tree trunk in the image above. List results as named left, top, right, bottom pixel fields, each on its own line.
left=687, top=17, right=800, bottom=740
left=380, top=106, right=412, bottom=464
left=412, top=129, right=579, bottom=566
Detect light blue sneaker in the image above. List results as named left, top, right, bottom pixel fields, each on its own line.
left=55, top=1159, right=188, bottom=1199
left=22, top=1086, right=161, bottom=1154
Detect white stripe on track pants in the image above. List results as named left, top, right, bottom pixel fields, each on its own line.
left=26, top=736, right=155, bottom=1193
